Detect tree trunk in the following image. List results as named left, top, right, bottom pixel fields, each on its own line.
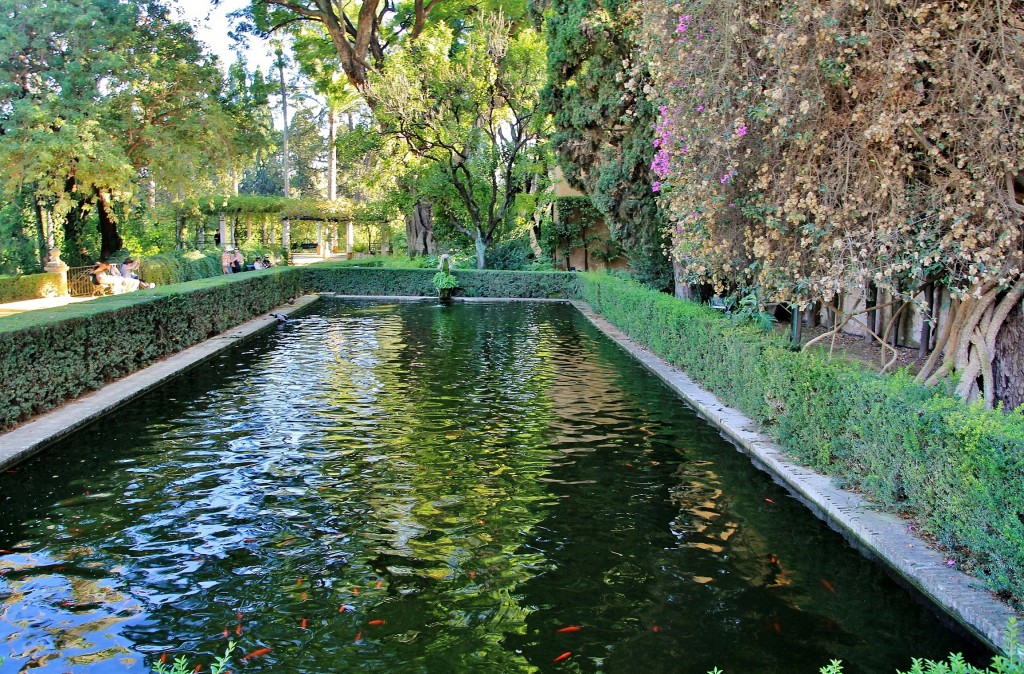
left=889, top=286, right=903, bottom=347
left=918, top=282, right=935, bottom=360
left=328, top=109, right=337, bottom=201
left=865, top=281, right=878, bottom=342
left=994, top=299, right=1024, bottom=411
left=474, top=233, right=487, bottom=269
left=278, top=55, right=291, bottom=199
left=33, top=198, right=47, bottom=271
left=97, top=189, right=122, bottom=260
left=176, top=212, right=184, bottom=250
left=805, top=301, right=820, bottom=329
left=405, top=198, right=437, bottom=257
left=62, top=178, right=91, bottom=264
left=673, top=258, right=694, bottom=300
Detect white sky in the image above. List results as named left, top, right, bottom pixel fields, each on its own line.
left=172, top=0, right=277, bottom=75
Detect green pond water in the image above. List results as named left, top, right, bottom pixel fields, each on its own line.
left=0, top=299, right=986, bottom=673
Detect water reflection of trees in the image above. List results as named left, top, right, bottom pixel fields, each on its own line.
left=306, top=301, right=571, bottom=670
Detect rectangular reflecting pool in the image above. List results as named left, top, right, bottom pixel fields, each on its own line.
left=0, top=299, right=986, bottom=672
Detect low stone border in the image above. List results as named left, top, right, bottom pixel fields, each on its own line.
left=571, top=300, right=1021, bottom=657
left=0, top=295, right=320, bottom=472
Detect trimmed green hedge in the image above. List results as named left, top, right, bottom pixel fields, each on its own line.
left=578, top=273, right=1024, bottom=607
left=0, top=267, right=304, bottom=429
left=138, top=248, right=285, bottom=286
left=303, top=264, right=579, bottom=298
left=0, top=271, right=67, bottom=303
left=139, top=250, right=223, bottom=286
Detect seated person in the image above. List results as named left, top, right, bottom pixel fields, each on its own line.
left=253, top=258, right=264, bottom=270
left=118, top=257, right=156, bottom=288
left=91, top=261, right=154, bottom=293
left=120, top=257, right=140, bottom=279
left=261, top=255, right=273, bottom=268
left=92, top=261, right=138, bottom=293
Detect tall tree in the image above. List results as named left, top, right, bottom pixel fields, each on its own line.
left=0, top=0, right=236, bottom=260
left=532, top=0, right=672, bottom=289
left=369, top=14, right=547, bottom=268
left=234, top=0, right=441, bottom=92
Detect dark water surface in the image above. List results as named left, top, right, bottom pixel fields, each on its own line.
left=0, top=299, right=986, bottom=673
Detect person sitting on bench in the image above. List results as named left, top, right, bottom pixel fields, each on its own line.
left=91, top=261, right=153, bottom=293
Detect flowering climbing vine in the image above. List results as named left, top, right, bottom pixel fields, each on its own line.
left=637, top=0, right=1024, bottom=404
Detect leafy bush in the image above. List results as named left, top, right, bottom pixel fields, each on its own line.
left=485, top=234, right=540, bottom=270
left=579, top=273, right=1024, bottom=606
left=0, top=271, right=67, bottom=303
left=138, top=249, right=223, bottom=285
left=432, top=270, right=459, bottom=290
left=134, top=247, right=286, bottom=287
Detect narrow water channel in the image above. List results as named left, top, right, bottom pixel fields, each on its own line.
left=0, top=299, right=985, bottom=673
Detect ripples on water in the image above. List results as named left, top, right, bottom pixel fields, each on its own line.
left=0, top=300, right=985, bottom=673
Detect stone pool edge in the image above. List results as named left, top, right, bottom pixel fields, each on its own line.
left=570, top=299, right=1021, bottom=658
left=0, top=295, right=321, bottom=472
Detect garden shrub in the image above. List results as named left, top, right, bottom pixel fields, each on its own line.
left=0, top=267, right=304, bottom=429
left=578, top=273, right=1024, bottom=607
left=302, top=264, right=578, bottom=299
left=136, top=248, right=285, bottom=286
left=0, top=271, right=67, bottom=303
left=138, top=249, right=223, bottom=285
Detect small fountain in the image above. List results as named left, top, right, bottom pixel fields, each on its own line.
left=433, top=253, right=459, bottom=304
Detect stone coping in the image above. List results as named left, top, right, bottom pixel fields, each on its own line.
left=570, top=300, right=1021, bottom=658
left=0, top=293, right=1018, bottom=657
left=0, top=295, right=320, bottom=472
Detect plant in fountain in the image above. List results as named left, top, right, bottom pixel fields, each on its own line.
left=433, top=253, right=459, bottom=302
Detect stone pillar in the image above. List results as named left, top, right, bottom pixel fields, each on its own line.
left=43, top=248, right=69, bottom=297
left=218, top=213, right=228, bottom=249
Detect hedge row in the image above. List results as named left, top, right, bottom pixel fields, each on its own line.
left=304, top=264, right=579, bottom=298
left=578, top=274, right=1024, bottom=607
left=0, top=271, right=67, bottom=303
left=139, top=248, right=286, bottom=286
left=0, top=267, right=304, bottom=429
left=140, top=250, right=223, bottom=286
